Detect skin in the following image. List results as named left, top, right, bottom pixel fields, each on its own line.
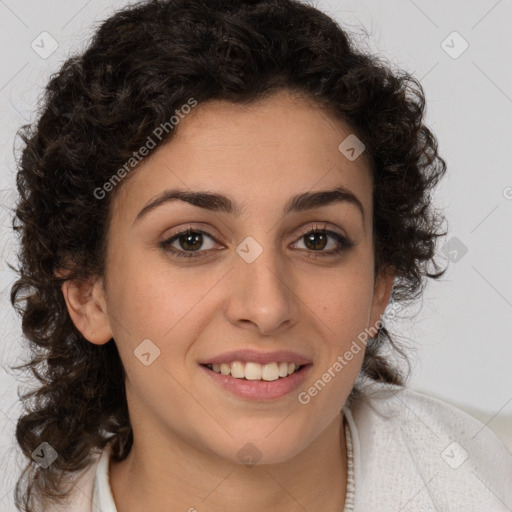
left=62, top=89, right=394, bottom=512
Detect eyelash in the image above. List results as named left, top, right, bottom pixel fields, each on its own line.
left=159, top=225, right=354, bottom=260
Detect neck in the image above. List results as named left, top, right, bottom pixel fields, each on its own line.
left=110, top=413, right=348, bottom=512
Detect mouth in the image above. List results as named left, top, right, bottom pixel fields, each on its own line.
left=199, top=361, right=312, bottom=401
left=200, top=361, right=308, bottom=381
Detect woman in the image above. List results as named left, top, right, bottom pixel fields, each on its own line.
left=10, top=0, right=512, bottom=510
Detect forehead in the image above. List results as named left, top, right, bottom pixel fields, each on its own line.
left=111, top=90, right=373, bottom=221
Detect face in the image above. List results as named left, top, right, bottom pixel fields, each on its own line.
left=64, top=89, right=393, bottom=465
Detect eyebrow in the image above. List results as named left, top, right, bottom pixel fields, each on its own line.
left=134, top=185, right=365, bottom=223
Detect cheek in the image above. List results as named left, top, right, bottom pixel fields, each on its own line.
left=310, top=265, right=375, bottom=329
left=302, top=261, right=375, bottom=389
left=105, top=248, right=217, bottom=355
left=303, top=273, right=373, bottom=397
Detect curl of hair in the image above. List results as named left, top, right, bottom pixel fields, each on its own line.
left=10, top=0, right=447, bottom=509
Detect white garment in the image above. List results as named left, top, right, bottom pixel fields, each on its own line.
left=49, top=383, right=512, bottom=511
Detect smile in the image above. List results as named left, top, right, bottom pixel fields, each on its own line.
left=200, top=362, right=311, bottom=401
left=204, top=361, right=304, bottom=381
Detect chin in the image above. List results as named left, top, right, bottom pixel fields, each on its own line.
left=218, top=432, right=311, bottom=467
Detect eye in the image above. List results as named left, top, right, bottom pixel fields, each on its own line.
left=159, top=223, right=354, bottom=260
left=159, top=227, right=220, bottom=259
left=292, top=224, right=353, bottom=258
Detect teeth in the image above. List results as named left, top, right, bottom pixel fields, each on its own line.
left=244, top=362, right=262, bottom=380
left=207, top=361, right=302, bottom=380
left=261, top=363, right=279, bottom=381
left=230, top=361, right=245, bottom=379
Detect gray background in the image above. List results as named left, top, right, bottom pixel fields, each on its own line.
left=1, top=0, right=511, bottom=509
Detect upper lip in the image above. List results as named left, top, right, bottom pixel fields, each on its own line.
left=199, top=349, right=312, bottom=366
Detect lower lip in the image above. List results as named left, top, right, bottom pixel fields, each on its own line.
left=199, top=364, right=312, bottom=401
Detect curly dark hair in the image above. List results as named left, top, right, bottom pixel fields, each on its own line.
left=9, top=0, right=447, bottom=509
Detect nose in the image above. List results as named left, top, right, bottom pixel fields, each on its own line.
left=223, top=236, right=300, bottom=336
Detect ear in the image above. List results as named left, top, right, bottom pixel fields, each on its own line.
left=60, top=275, right=113, bottom=345
left=368, top=266, right=395, bottom=330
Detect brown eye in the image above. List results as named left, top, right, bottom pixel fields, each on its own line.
left=292, top=228, right=354, bottom=257
left=160, top=228, right=218, bottom=258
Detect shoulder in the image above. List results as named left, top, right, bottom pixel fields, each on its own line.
left=345, top=382, right=512, bottom=511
